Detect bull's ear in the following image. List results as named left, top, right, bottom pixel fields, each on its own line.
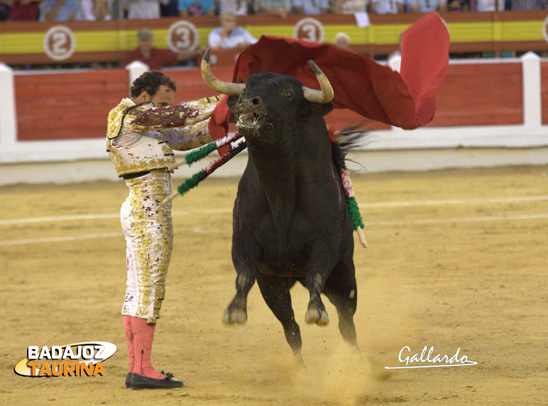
left=309, top=101, right=333, bottom=117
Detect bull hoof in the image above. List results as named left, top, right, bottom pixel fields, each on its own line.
left=304, top=307, right=329, bottom=326
left=222, top=307, right=247, bottom=325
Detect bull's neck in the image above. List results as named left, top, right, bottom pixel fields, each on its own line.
left=248, top=142, right=297, bottom=233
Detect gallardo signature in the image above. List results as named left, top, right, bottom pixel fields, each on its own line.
left=385, top=346, right=477, bottom=369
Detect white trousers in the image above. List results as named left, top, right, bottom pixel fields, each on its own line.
left=120, top=170, right=173, bottom=324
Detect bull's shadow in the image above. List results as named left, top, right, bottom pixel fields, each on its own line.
left=202, top=50, right=359, bottom=365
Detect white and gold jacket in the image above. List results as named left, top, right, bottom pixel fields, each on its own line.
left=106, top=96, right=220, bottom=177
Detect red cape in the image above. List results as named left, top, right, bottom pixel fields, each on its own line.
left=209, top=11, right=450, bottom=155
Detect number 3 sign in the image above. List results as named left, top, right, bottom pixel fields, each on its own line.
left=293, top=17, right=325, bottom=43
left=167, top=21, right=199, bottom=52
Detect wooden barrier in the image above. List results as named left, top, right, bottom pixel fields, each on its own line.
left=15, top=69, right=128, bottom=141
left=427, top=62, right=523, bottom=127
left=542, top=61, right=548, bottom=125
left=12, top=60, right=528, bottom=142
left=1, top=54, right=547, bottom=182
left=1, top=11, right=548, bottom=66
left=0, top=53, right=545, bottom=162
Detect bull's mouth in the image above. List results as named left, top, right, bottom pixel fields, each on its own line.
left=235, top=112, right=264, bottom=132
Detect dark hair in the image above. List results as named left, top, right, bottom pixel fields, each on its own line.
left=130, top=71, right=177, bottom=98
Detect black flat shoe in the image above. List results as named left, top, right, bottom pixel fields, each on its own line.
left=125, top=372, right=136, bottom=388
left=129, top=372, right=184, bottom=390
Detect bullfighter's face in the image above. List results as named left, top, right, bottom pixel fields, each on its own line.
left=151, top=85, right=175, bottom=107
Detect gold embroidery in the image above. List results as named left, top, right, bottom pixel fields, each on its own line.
left=121, top=171, right=173, bottom=322
left=106, top=97, right=218, bottom=176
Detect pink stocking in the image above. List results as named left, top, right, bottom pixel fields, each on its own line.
left=132, top=317, right=165, bottom=379
left=123, top=316, right=135, bottom=373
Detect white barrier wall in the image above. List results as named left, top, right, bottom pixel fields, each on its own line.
left=0, top=55, right=547, bottom=185
left=0, top=63, right=17, bottom=146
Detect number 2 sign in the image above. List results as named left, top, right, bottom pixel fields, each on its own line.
left=43, top=25, right=76, bottom=61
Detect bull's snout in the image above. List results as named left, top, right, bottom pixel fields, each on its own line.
left=238, top=96, right=263, bottom=111
left=234, top=95, right=266, bottom=137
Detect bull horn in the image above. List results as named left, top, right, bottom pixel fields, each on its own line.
left=302, top=61, right=334, bottom=104
left=201, top=49, right=246, bottom=96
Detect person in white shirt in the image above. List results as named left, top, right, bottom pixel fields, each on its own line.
left=367, top=0, right=404, bottom=14
left=127, top=0, right=163, bottom=19
left=475, top=0, right=504, bottom=10
left=292, top=0, right=328, bottom=14
left=219, top=0, right=249, bottom=15
left=208, top=12, right=258, bottom=50
left=408, top=0, right=447, bottom=12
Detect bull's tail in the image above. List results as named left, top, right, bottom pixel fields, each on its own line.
left=331, top=126, right=368, bottom=248
left=331, top=126, right=369, bottom=173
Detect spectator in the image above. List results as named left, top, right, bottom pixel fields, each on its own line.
left=0, top=0, right=10, bottom=20
left=77, top=0, right=112, bottom=19
left=254, top=0, right=291, bottom=18
left=127, top=0, right=163, bottom=18
left=510, top=0, right=544, bottom=9
left=367, top=0, right=404, bottom=13
left=160, top=0, right=178, bottom=15
left=472, top=0, right=503, bottom=10
left=208, top=12, right=258, bottom=50
left=9, top=0, right=43, bottom=20
left=123, top=28, right=203, bottom=70
left=334, top=32, right=351, bottom=49
left=448, top=0, right=468, bottom=10
left=293, top=0, right=328, bottom=14
left=93, top=0, right=111, bottom=18
left=409, top=0, right=447, bottom=12
left=178, top=0, right=215, bottom=16
left=334, top=0, right=366, bottom=13
left=77, top=0, right=95, bottom=19
left=219, top=0, right=249, bottom=15
left=39, top=0, right=79, bottom=20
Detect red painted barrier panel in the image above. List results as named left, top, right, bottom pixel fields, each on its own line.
left=15, top=69, right=129, bottom=141
left=14, top=61, right=526, bottom=142
left=428, top=63, right=523, bottom=127
left=541, top=62, right=548, bottom=126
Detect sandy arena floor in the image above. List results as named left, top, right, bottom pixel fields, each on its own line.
left=1, top=166, right=547, bottom=405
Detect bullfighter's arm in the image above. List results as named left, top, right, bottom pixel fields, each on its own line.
left=130, top=95, right=220, bottom=150
left=131, top=95, right=220, bottom=132
left=158, top=119, right=213, bottom=151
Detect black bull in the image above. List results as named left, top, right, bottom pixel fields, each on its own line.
left=202, top=52, right=358, bottom=364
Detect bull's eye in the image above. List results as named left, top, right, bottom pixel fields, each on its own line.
left=284, top=91, right=293, bottom=99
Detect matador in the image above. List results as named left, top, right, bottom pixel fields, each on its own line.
left=106, top=70, right=219, bottom=390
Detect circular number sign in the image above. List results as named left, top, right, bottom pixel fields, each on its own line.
left=167, top=21, right=199, bottom=52
left=293, top=17, right=324, bottom=43
left=43, top=25, right=76, bottom=61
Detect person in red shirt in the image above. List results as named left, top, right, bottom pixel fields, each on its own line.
left=9, top=0, right=43, bottom=20
left=123, top=29, right=204, bottom=70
